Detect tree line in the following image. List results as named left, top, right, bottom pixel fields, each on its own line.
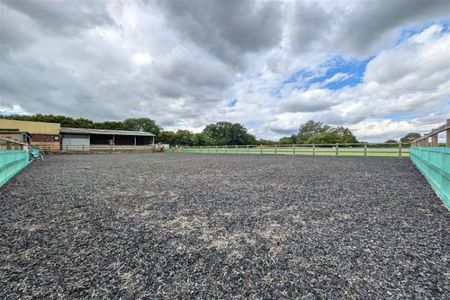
left=1, top=114, right=420, bottom=145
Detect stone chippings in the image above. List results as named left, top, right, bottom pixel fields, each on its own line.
left=0, top=153, right=449, bottom=299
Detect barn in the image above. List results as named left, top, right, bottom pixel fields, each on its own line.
left=0, top=119, right=60, bottom=149
left=60, top=127, right=155, bottom=151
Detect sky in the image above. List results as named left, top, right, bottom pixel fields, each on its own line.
left=0, top=0, right=449, bottom=142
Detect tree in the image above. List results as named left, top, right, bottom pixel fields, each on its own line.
left=400, top=133, right=421, bottom=143
left=385, top=139, right=398, bottom=144
left=333, top=126, right=358, bottom=143
left=306, top=131, right=342, bottom=144
left=279, top=135, right=296, bottom=144
left=304, top=126, right=358, bottom=144
left=123, top=118, right=161, bottom=137
left=203, top=121, right=256, bottom=145
left=296, top=120, right=330, bottom=144
left=191, top=133, right=214, bottom=146
left=159, top=131, right=175, bottom=145
left=173, top=130, right=193, bottom=146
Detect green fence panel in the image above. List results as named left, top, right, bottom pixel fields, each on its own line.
left=410, top=147, right=450, bottom=208
left=0, top=150, right=30, bottom=187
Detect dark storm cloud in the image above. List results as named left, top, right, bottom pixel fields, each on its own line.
left=291, top=1, right=335, bottom=52
left=290, top=0, right=450, bottom=56
left=2, top=0, right=114, bottom=34
left=158, top=0, right=283, bottom=67
left=338, top=0, right=450, bottom=55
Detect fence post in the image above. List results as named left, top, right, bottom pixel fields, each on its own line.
left=335, top=143, right=339, bottom=156
left=293, top=144, right=296, bottom=155
left=364, top=144, right=367, bottom=157
left=216, top=146, right=218, bottom=154
left=236, top=145, right=238, bottom=153
left=313, top=144, right=315, bottom=156
left=208, top=146, right=210, bottom=154
left=275, top=144, right=277, bottom=155
left=247, top=145, right=249, bottom=154
left=260, top=144, right=263, bottom=155
left=398, top=143, right=402, bottom=157
left=447, top=119, right=450, bottom=147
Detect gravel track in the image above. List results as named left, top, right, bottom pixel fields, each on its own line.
left=1, top=153, right=449, bottom=299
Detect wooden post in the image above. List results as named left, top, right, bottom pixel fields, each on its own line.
left=275, top=144, right=277, bottom=155
left=313, top=144, right=316, bottom=156
left=398, top=143, right=402, bottom=157
left=364, top=144, right=367, bottom=157
left=235, top=145, right=238, bottom=153
left=260, top=144, right=263, bottom=155
left=431, top=132, right=438, bottom=147
left=447, top=119, right=450, bottom=147
left=293, top=144, right=296, bottom=155
left=335, top=143, right=339, bottom=156
left=247, top=145, right=249, bottom=154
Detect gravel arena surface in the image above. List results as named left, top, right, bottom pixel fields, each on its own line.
left=1, top=153, right=449, bottom=299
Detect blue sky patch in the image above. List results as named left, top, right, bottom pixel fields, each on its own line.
left=275, top=55, right=371, bottom=94
left=395, top=19, right=450, bottom=45
left=228, top=99, right=238, bottom=107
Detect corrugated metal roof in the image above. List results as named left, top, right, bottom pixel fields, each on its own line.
left=60, top=127, right=155, bottom=136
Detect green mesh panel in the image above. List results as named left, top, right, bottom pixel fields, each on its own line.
left=410, top=147, right=450, bottom=208
left=0, top=150, right=30, bottom=187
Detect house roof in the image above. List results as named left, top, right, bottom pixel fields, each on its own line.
left=60, top=127, right=155, bottom=136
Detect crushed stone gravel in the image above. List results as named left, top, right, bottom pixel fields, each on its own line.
left=1, top=153, right=449, bottom=298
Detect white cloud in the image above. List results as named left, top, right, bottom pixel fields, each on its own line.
left=0, top=0, right=449, bottom=142
left=322, top=73, right=352, bottom=85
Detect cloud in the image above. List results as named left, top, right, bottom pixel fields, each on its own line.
left=322, top=73, right=352, bottom=86
left=280, top=88, right=339, bottom=113
left=159, top=0, right=283, bottom=67
left=266, top=24, right=450, bottom=140
left=2, top=0, right=114, bottom=35
left=0, top=0, right=449, bottom=141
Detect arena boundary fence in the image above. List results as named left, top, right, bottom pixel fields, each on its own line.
left=410, top=119, right=450, bottom=208
left=0, top=138, right=30, bottom=187
left=179, top=143, right=411, bottom=158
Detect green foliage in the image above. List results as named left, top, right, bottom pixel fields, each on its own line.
left=305, top=131, right=341, bottom=144
left=385, top=139, right=398, bottom=144
left=296, top=120, right=330, bottom=144
left=256, top=139, right=276, bottom=145
left=292, top=120, right=359, bottom=144
left=123, top=118, right=162, bottom=137
left=279, top=135, right=296, bottom=144
left=159, top=131, right=175, bottom=145
left=400, top=132, right=421, bottom=143
left=202, top=121, right=256, bottom=145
